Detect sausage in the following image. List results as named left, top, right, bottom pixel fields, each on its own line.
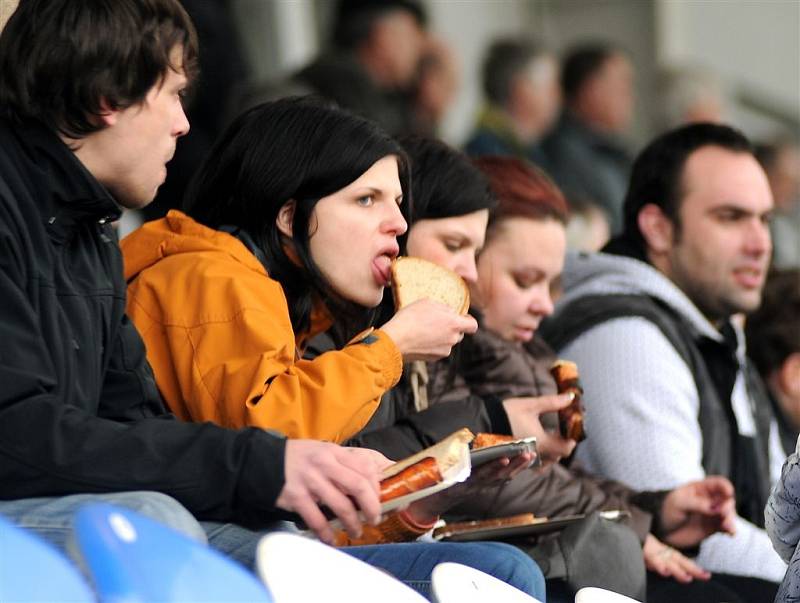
left=380, top=457, right=442, bottom=502
left=472, top=433, right=515, bottom=450
left=550, top=360, right=586, bottom=442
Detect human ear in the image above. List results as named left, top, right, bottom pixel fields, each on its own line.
left=96, top=98, right=119, bottom=127
left=276, top=200, right=296, bottom=238
left=778, top=352, right=800, bottom=399
left=638, top=203, right=674, bottom=254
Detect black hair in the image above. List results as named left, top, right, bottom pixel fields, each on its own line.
left=561, top=42, right=619, bottom=103
left=184, top=96, right=411, bottom=337
left=746, top=269, right=800, bottom=377
left=401, top=136, right=495, bottom=223
left=399, top=137, right=495, bottom=397
left=482, top=38, right=548, bottom=106
left=608, top=122, right=754, bottom=261
left=333, top=0, right=427, bottom=50
left=0, top=0, right=198, bottom=139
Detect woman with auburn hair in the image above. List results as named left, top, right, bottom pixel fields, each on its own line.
left=469, top=156, right=569, bottom=345
left=122, top=96, right=476, bottom=443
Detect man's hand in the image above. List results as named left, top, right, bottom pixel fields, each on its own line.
left=381, top=299, right=478, bottom=362
left=502, top=395, right=577, bottom=463
left=660, top=476, right=736, bottom=549
left=404, top=452, right=535, bottom=524
left=643, top=534, right=710, bottom=583
left=275, top=441, right=393, bottom=545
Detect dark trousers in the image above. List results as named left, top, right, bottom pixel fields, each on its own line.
left=546, top=572, right=779, bottom=603
left=647, top=571, right=779, bottom=603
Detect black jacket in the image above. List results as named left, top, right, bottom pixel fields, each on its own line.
left=0, top=118, right=286, bottom=526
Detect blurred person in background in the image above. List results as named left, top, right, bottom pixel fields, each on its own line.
left=464, top=37, right=561, bottom=173
left=409, top=37, right=460, bottom=138
left=544, top=42, right=635, bottom=235
left=564, top=195, right=611, bottom=252
left=756, top=137, right=800, bottom=268
left=655, top=64, right=726, bottom=133
left=294, top=0, right=428, bottom=136
left=746, top=269, right=800, bottom=456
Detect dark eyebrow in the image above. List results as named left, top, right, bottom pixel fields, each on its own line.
left=355, top=186, right=404, bottom=200
left=708, top=203, right=770, bottom=218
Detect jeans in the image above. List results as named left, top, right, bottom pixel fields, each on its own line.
left=0, top=492, right=546, bottom=601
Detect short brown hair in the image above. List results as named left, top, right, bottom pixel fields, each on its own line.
left=0, top=0, right=198, bottom=139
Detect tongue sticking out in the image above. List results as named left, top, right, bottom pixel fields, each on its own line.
left=373, top=255, right=392, bottom=287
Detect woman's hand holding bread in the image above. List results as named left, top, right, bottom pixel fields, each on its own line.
left=381, top=299, right=477, bottom=361
left=382, top=257, right=477, bottom=361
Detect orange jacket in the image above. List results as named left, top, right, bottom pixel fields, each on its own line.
left=121, top=211, right=402, bottom=442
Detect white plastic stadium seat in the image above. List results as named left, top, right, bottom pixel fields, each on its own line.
left=431, top=562, right=543, bottom=603
left=256, top=532, right=428, bottom=603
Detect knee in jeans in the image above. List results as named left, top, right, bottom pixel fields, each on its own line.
left=110, top=492, right=206, bottom=544
left=484, top=543, right=545, bottom=595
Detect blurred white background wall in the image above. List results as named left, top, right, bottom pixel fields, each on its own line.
left=656, top=0, right=800, bottom=140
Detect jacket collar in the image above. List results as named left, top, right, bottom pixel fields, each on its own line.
left=13, top=119, right=121, bottom=236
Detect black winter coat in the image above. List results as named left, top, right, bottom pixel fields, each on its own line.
left=0, top=119, right=285, bottom=526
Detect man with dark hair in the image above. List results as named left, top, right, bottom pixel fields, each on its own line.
left=0, top=0, right=368, bottom=551
left=294, top=0, right=428, bottom=136
left=539, top=123, right=786, bottom=590
left=464, top=37, right=561, bottom=171
left=544, top=42, right=635, bottom=233
left=0, top=2, right=549, bottom=594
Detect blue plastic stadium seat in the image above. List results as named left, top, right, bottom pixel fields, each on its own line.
left=73, top=503, right=273, bottom=603
left=0, top=514, right=95, bottom=602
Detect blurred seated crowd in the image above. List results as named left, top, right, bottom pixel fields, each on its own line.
left=0, top=1, right=798, bottom=602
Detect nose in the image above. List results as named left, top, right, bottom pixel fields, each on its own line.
left=457, top=256, right=479, bottom=285
left=383, top=201, right=408, bottom=236
left=744, top=218, right=771, bottom=257
left=530, top=287, right=555, bottom=318
left=174, top=102, right=190, bottom=138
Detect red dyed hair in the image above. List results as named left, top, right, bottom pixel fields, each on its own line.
left=473, top=157, right=569, bottom=238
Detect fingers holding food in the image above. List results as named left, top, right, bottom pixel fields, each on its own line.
left=550, top=359, right=586, bottom=442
